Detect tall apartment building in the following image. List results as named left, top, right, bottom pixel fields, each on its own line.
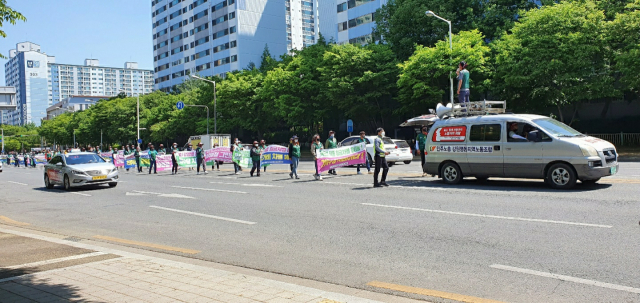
left=286, top=0, right=317, bottom=52
left=3, top=42, right=153, bottom=126
left=152, top=0, right=287, bottom=91
left=334, top=0, right=387, bottom=44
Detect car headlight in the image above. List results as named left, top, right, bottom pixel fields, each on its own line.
left=71, top=170, right=87, bottom=175
left=110, top=167, right=117, bottom=173
left=580, top=145, right=599, bottom=157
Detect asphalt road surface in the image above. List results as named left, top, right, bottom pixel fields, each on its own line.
left=1, top=160, right=639, bottom=303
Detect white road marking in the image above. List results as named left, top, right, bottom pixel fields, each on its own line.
left=490, top=264, right=640, bottom=294
left=362, top=203, right=613, bottom=228
left=158, top=193, right=195, bottom=199
left=133, top=190, right=163, bottom=195
left=6, top=181, right=27, bottom=186
left=149, top=205, right=256, bottom=225
left=209, top=182, right=282, bottom=188
left=324, top=181, right=446, bottom=190
left=126, top=192, right=147, bottom=196
left=70, top=192, right=91, bottom=197
left=3, top=252, right=107, bottom=270
left=171, top=185, right=247, bottom=194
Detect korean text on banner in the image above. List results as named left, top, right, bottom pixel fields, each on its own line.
left=124, top=154, right=137, bottom=169
left=205, top=147, right=233, bottom=165
left=176, top=151, right=196, bottom=168
left=316, top=143, right=366, bottom=173
left=114, top=151, right=125, bottom=167
left=100, top=152, right=113, bottom=163
left=260, top=145, right=291, bottom=167
left=34, top=155, right=47, bottom=165
left=232, top=148, right=252, bottom=168
left=156, top=155, right=173, bottom=172
left=139, top=151, right=150, bottom=167
left=0, top=155, right=7, bottom=163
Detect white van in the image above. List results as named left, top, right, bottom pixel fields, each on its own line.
left=424, top=114, right=619, bottom=189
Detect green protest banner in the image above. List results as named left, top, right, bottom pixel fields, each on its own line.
left=232, top=149, right=252, bottom=168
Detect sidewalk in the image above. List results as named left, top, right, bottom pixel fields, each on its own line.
left=0, top=225, right=423, bottom=303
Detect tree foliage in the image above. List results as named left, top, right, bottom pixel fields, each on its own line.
left=0, top=0, right=26, bottom=58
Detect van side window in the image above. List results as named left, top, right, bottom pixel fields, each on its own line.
left=469, top=124, right=501, bottom=142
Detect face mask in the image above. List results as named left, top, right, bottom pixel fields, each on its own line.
left=381, top=132, right=385, bottom=137
left=330, top=135, right=334, bottom=138
left=254, top=144, right=258, bottom=147
left=294, top=139, right=298, bottom=143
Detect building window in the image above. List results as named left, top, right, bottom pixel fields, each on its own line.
left=229, top=26, right=236, bottom=34
left=170, top=21, right=182, bottom=31
left=212, top=28, right=229, bottom=40
left=229, top=12, right=236, bottom=20
left=195, top=62, right=211, bottom=72
left=348, top=13, right=374, bottom=29
left=191, top=49, right=210, bottom=60
left=211, top=0, right=228, bottom=12
left=192, top=8, right=208, bottom=23
left=171, top=46, right=184, bottom=55
left=338, top=21, right=348, bottom=32
left=212, top=14, right=228, bottom=26
left=347, top=0, right=374, bottom=9
left=169, top=9, right=182, bottom=20
left=171, top=33, right=183, bottom=43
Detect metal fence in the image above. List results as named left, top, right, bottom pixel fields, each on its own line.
left=587, top=133, right=640, bottom=147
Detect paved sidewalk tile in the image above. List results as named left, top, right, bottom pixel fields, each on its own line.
left=0, top=256, right=383, bottom=303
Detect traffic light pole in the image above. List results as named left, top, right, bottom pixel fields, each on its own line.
left=1, top=128, right=4, bottom=154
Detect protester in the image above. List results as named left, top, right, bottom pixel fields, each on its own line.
left=148, top=145, right=158, bottom=174
left=287, top=137, right=294, bottom=174
left=373, top=128, right=390, bottom=188
left=311, top=134, right=323, bottom=181
left=171, top=142, right=179, bottom=175
left=186, top=143, right=193, bottom=171
left=416, top=126, right=429, bottom=176
left=250, top=141, right=262, bottom=177
left=135, top=146, right=142, bottom=173
left=231, top=138, right=242, bottom=175
left=325, top=130, right=338, bottom=175
left=158, top=144, right=166, bottom=154
left=260, top=140, right=267, bottom=173
left=356, top=131, right=371, bottom=175
left=290, top=136, right=301, bottom=179
left=196, top=142, right=207, bottom=175
left=23, top=152, right=29, bottom=168
left=212, top=143, right=221, bottom=171
left=457, top=61, right=470, bottom=114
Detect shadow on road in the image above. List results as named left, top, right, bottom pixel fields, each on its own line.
left=389, top=178, right=612, bottom=192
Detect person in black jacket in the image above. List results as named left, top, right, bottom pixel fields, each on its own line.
left=287, top=137, right=294, bottom=175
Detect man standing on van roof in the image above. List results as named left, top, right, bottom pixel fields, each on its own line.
left=457, top=61, right=470, bottom=115
left=416, top=126, right=429, bottom=176
left=373, top=128, right=390, bottom=188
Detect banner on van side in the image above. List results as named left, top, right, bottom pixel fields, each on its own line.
left=434, top=145, right=493, bottom=153
left=432, top=126, right=466, bottom=142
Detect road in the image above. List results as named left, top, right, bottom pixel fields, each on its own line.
left=1, top=160, right=639, bottom=303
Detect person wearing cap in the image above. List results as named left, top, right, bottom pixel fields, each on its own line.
left=171, top=142, right=179, bottom=175
left=196, top=142, right=207, bottom=175
left=231, top=138, right=242, bottom=174
left=289, top=136, right=301, bottom=179
left=148, top=145, right=158, bottom=174
left=325, top=130, right=338, bottom=175
left=186, top=143, right=193, bottom=171
left=311, top=134, right=323, bottom=180
left=457, top=61, right=470, bottom=114
left=158, top=144, right=166, bottom=154
left=373, top=127, right=390, bottom=188
left=416, top=126, right=429, bottom=176
left=356, top=131, right=371, bottom=175
left=250, top=141, right=262, bottom=177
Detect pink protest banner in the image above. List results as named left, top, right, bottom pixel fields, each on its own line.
left=114, top=151, right=125, bottom=167
left=205, top=146, right=233, bottom=164
left=156, top=155, right=173, bottom=172
left=315, top=143, right=366, bottom=173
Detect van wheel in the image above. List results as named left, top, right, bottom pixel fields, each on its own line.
left=581, top=178, right=600, bottom=185
left=547, top=163, right=576, bottom=189
left=441, top=162, right=463, bottom=184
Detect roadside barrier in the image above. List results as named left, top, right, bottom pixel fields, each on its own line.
left=588, top=133, right=640, bottom=147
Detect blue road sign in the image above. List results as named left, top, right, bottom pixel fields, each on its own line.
left=347, top=119, right=353, bottom=133
left=137, top=139, right=143, bottom=144
left=176, top=101, right=185, bottom=110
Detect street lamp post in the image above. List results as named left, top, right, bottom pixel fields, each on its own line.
left=189, top=75, right=217, bottom=134
left=425, top=10, right=454, bottom=105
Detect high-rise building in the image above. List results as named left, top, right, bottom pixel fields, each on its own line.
left=333, top=0, right=387, bottom=45
left=152, top=0, right=288, bottom=91
left=3, top=42, right=153, bottom=126
left=286, top=0, right=317, bottom=51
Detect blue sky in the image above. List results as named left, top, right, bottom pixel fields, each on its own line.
left=0, top=0, right=152, bottom=85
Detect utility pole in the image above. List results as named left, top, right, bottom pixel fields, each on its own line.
left=137, top=94, right=140, bottom=148
left=1, top=128, right=4, bottom=154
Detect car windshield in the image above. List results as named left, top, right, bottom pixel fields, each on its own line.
left=533, top=118, right=583, bottom=137
left=65, top=154, right=105, bottom=165
left=395, top=141, right=410, bottom=148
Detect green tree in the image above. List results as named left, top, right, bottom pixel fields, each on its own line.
left=0, top=0, right=26, bottom=58
left=609, top=0, right=640, bottom=96
left=492, top=1, right=617, bottom=123
left=259, top=44, right=278, bottom=73
left=397, top=30, right=491, bottom=116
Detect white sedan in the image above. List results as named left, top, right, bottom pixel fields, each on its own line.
left=392, top=139, right=414, bottom=164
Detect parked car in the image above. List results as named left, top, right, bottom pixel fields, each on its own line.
left=339, top=136, right=400, bottom=166
left=0, top=160, right=3, bottom=172
left=44, top=152, right=119, bottom=191
left=392, top=140, right=413, bottom=164
left=424, top=114, right=618, bottom=189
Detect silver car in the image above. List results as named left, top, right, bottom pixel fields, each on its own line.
left=44, top=152, right=119, bottom=191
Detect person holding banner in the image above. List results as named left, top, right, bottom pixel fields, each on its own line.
left=196, top=142, right=207, bottom=175
left=171, top=142, right=179, bottom=175
left=260, top=140, right=267, bottom=173
left=290, top=136, right=301, bottom=179
left=250, top=141, right=262, bottom=177
left=148, top=145, right=158, bottom=174
left=135, top=146, right=142, bottom=173
left=311, top=134, right=323, bottom=181
left=373, top=128, right=390, bottom=188
left=357, top=131, right=372, bottom=175
left=325, top=131, right=338, bottom=175
left=231, top=138, right=242, bottom=174
left=158, top=144, right=166, bottom=155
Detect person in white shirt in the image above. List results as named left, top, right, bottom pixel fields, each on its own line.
left=508, top=122, right=527, bottom=140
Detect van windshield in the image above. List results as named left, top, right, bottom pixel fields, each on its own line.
left=533, top=118, right=583, bottom=137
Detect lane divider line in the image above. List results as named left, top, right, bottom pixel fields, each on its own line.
left=70, top=192, right=91, bottom=197
left=324, top=181, right=446, bottom=190
left=361, top=203, right=613, bottom=228
left=490, top=264, right=640, bottom=294
left=209, top=181, right=282, bottom=188
left=93, top=235, right=201, bottom=254
left=0, top=216, right=30, bottom=226
left=367, top=281, right=505, bottom=303
left=6, top=181, right=27, bottom=186
left=3, top=252, right=107, bottom=270
left=171, top=185, right=247, bottom=194
left=149, top=205, right=256, bottom=225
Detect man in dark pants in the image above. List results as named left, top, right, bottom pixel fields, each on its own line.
left=196, top=143, right=207, bottom=175
left=171, top=142, right=179, bottom=175
left=148, top=145, right=158, bottom=174
left=416, top=126, right=429, bottom=176
left=250, top=141, right=261, bottom=177
left=373, top=128, right=390, bottom=188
